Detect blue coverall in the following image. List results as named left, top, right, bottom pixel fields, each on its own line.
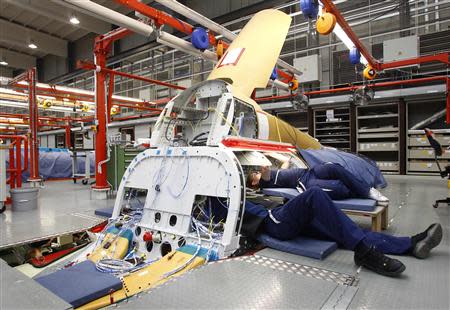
left=263, top=163, right=371, bottom=200
left=260, top=187, right=411, bottom=254
left=255, top=164, right=412, bottom=254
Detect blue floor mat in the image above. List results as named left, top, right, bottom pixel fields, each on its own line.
left=94, top=207, right=114, bottom=218
left=257, top=234, right=337, bottom=260
left=35, top=260, right=123, bottom=308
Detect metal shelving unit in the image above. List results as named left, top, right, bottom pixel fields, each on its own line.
left=276, top=110, right=309, bottom=134
left=357, top=103, right=400, bottom=174
left=407, top=129, right=450, bottom=175
left=314, top=107, right=351, bottom=151
left=74, top=133, right=84, bottom=149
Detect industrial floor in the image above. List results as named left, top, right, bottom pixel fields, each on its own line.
left=0, top=180, right=112, bottom=250
left=0, top=175, right=449, bottom=309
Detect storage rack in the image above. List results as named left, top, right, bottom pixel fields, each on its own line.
left=56, top=134, right=65, bottom=148
left=74, top=133, right=84, bottom=149
left=356, top=103, right=400, bottom=174
left=314, top=107, right=351, bottom=151
left=407, top=129, right=450, bottom=175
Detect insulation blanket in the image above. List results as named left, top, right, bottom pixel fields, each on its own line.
left=5, top=148, right=95, bottom=181
left=299, top=148, right=387, bottom=188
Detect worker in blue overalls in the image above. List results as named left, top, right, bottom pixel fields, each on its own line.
left=241, top=164, right=443, bottom=277
left=248, top=162, right=389, bottom=204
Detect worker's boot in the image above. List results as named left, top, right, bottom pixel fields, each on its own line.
left=412, top=223, right=443, bottom=259
left=354, top=245, right=405, bottom=277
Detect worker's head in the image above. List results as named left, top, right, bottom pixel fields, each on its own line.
left=246, top=171, right=261, bottom=190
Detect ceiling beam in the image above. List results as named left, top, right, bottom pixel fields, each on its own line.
left=9, top=0, right=111, bottom=35
left=0, top=19, right=67, bottom=58
left=0, top=47, right=36, bottom=70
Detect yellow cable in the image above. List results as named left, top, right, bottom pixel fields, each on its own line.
left=210, top=108, right=239, bottom=136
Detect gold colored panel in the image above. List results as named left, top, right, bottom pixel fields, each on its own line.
left=78, top=251, right=205, bottom=310
left=208, top=9, right=291, bottom=97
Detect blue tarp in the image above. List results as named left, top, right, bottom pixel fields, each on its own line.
left=299, top=148, right=387, bottom=188
left=5, top=148, right=95, bottom=181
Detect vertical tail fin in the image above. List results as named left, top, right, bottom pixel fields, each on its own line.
left=208, top=9, right=291, bottom=97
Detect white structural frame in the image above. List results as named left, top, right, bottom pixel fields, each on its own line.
left=112, top=145, right=246, bottom=259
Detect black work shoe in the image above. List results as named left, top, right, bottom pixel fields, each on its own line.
left=354, top=246, right=406, bottom=277
left=413, top=223, right=443, bottom=259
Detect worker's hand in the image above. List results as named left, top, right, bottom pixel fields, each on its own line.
left=260, top=166, right=271, bottom=181
left=280, top=158, right=290, bottom=169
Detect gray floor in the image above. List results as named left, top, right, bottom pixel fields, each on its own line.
left=125, top=257, right=358, bottom=309
left=349, top=175, right=450, bottom=310
left=0, top=180, right=114, bottom=249
left=0, top=259, right=71, bottom=310
left=112, top=175, right=449, bottom=310
left=1, top=175, right=449, bottom=309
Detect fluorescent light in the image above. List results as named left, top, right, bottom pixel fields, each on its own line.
left=38, top=95, right=56, bottom=100
left=0, top=99, right=94, bottom=114
left=332, top=24, right=368, bottom=65
left=0, top=60, right=8, bottom=66
left=28, top=42, right=38, bottom=49
left=0, top=87, right=23, bottom=95
left=16, top=81, right=149, bottom=104
left=70, top=16, right=80, bottom=25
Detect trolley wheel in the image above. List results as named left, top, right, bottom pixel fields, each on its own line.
left=433, top=203, right=438, bottom=208
left=73, top=178, right=77, bottom=184
left=82, top=179, right=88, bottom=185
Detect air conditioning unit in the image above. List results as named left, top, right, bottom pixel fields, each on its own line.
left=383, top=35, right=419, bottom=69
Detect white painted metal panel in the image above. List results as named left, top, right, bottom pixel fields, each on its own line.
left=294, top=55, right=321, bottom=83
left=383, top=35, right=419, bottom=66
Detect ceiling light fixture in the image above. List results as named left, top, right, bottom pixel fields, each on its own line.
left=70, top=16, right=80, bottom=25
left=0, top=59, right=8, bottom=66
left=28, top=41, right=38, bottom=49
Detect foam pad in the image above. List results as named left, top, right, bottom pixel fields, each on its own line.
left=263, top=188, right=300, bottom=200
left=333, top=198, right=377, bottom=211
left=257, top=234, right=337, bottom=260
left=35, top=260, right=123, bottom=308
left=262, top=188, right=377, bottom=211
left=95, top=207, right=114, bottom=218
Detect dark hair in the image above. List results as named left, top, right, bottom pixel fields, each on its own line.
left=246, top=172, right=259, bottom=190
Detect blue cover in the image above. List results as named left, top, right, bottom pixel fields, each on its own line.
left=5, top=148, right=95, bottom=181
left=263, top=188, right=300, bottom=200
left=262, top=188, right=376, bottom=212
left=35, top=260, right=122, bottom=308
left=257, top=234, right=337, bottom=260
left=95, top=207, right=114, bottom=218
left=299, top=148, right=387, bottom=188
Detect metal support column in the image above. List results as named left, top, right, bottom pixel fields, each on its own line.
left=28, top=68, right=40, bottom=183
left=92, top=38, right=112, bottom=192
left=447, top=77, right=450, bottom=124
left=65, top=124, right=72, bottom=149
left=399, top=98, right=407, bottom=175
